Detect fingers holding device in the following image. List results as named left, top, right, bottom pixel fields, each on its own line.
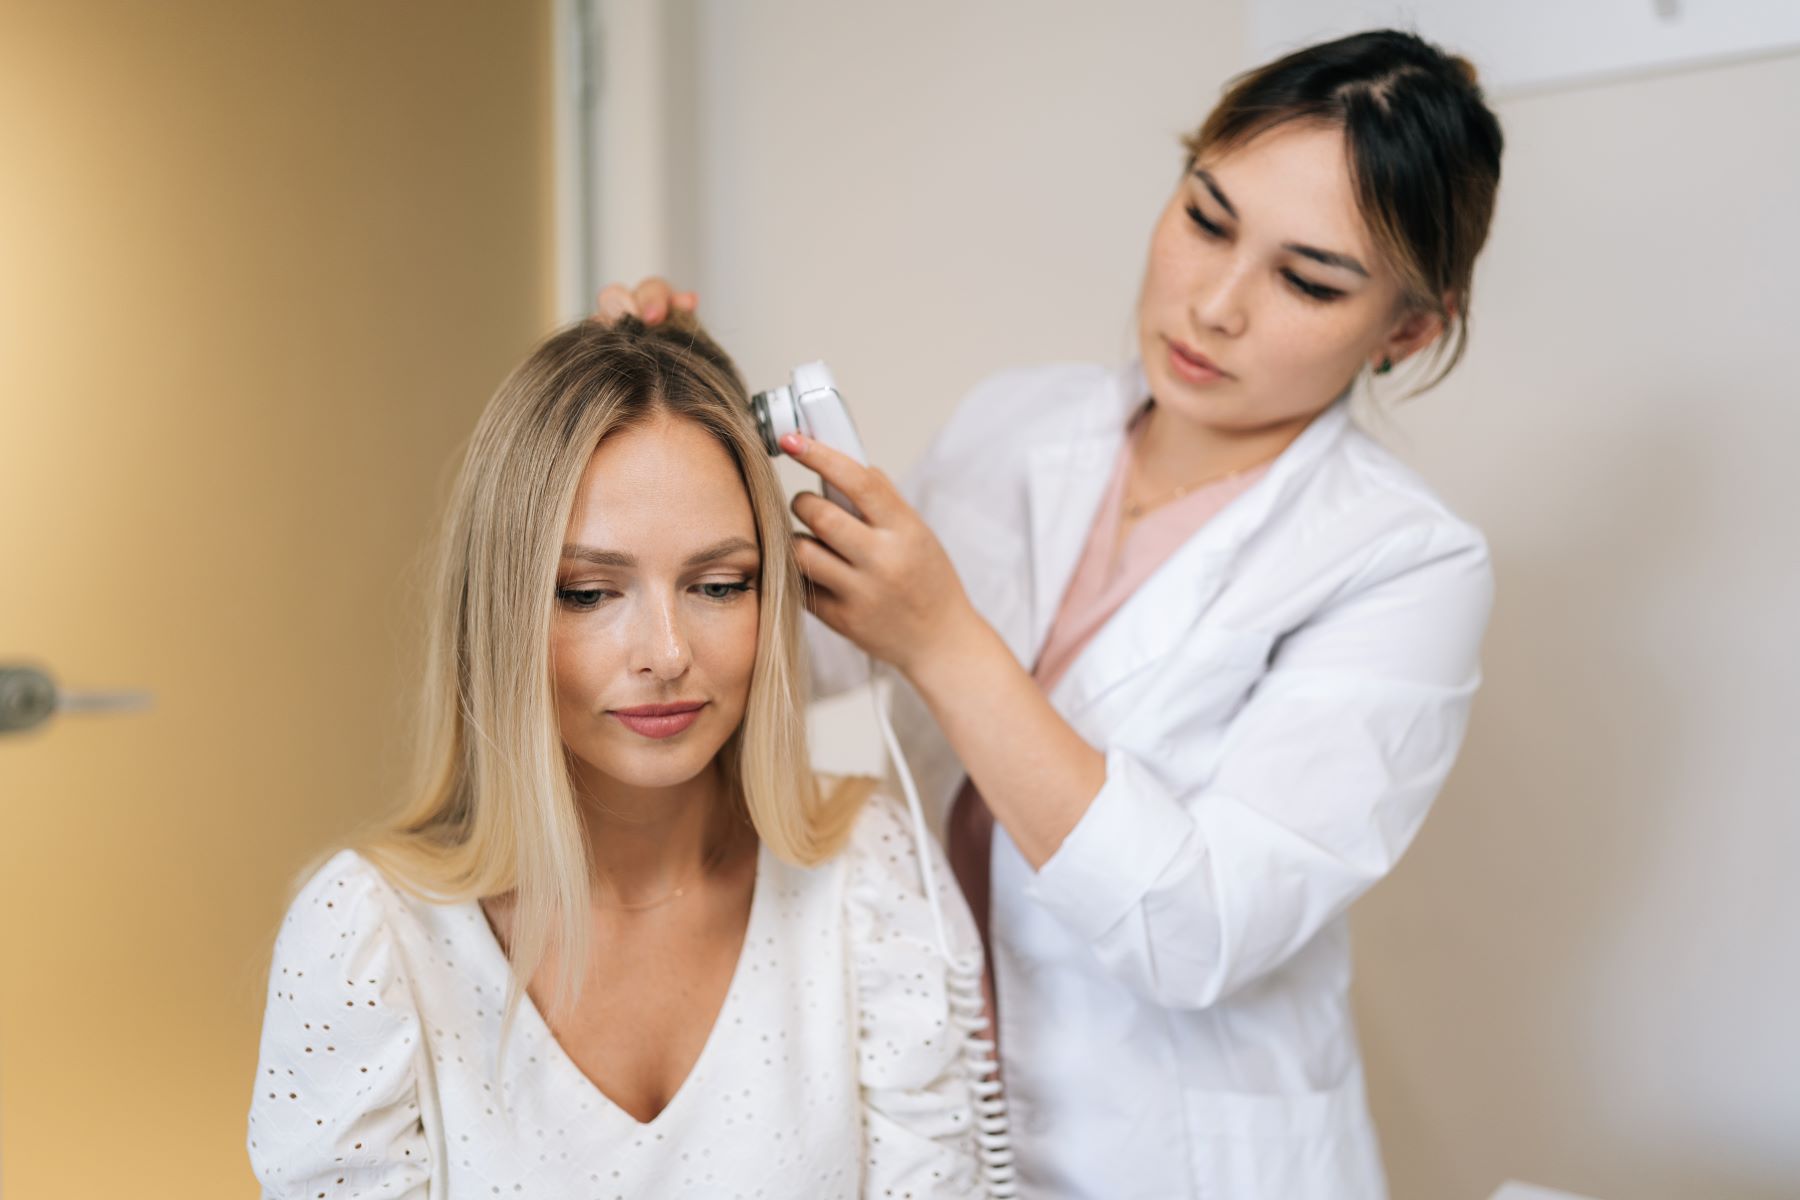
left=752, top=362, right=869, bottom=519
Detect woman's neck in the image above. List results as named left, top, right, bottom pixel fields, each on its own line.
left=1132, top=398, right=1322, bottom=492
left=574, top=762, right=747, bottom=907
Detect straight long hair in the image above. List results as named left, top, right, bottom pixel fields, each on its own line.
left=346, top=313, right=863, bottom=1038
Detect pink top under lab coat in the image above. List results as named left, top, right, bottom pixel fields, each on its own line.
left=947, top=401, right=1272, bottom=971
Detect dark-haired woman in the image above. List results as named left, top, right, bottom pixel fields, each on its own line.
left=605, top=28, right=1505, bottom=1199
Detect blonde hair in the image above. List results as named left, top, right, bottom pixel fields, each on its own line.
left=346, top=313, right=864, bottom=1033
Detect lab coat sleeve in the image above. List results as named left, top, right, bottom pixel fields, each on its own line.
left=1024, top=518, right=1495, bottom=1011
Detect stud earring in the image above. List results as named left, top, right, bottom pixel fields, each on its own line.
left=1374, top=357, right=1393, bottom=375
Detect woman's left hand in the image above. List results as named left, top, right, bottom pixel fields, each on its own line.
left=779, top=432, right=982, bottom=678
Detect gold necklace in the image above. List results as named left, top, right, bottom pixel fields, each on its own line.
left=1121, top=462, right=1258, bottom=522
left=596, top=832, right=737, bottom=913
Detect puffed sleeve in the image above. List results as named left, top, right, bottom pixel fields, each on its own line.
left=247, top=849, right=432, bottom=1199
left=844, top=789, right=990, bottom=1196
left=1026, top=512, right=1496, bottom=1010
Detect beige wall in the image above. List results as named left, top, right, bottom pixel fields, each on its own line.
left=0, top=4, right=555, bottom=1195
left=689, top=0, right=1235, bottom=465
left=677, top=3, right=1800, bottom=1197
left=1362, top=48, right=1800, bottom=1200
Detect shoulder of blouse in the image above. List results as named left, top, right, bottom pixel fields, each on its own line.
left=247, top=849, right=432, bottom=1197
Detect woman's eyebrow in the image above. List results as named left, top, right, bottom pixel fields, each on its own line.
left=561, top=536, right=759, bottom=569
left=1284, top=243, right=1369, bottom=277
left=1192, top=169, right=1237, bottom=219
left=562, top=545, right=633, bottom=567
left=682, top=536, right=760, bottom=567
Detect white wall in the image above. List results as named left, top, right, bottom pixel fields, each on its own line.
left=638, top=4, right=1800, bottom=1196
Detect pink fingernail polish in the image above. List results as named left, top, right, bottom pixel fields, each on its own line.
left=780, top=433, right=808, bottom=454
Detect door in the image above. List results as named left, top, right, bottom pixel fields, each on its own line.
left=0, top=4, right=554, bottom=1194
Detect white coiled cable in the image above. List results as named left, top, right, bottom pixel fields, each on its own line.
left=869, top=661, right=1018, bottom=1198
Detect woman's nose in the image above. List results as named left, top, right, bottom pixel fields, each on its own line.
left=633, top=597, right=692, bottom=680
left=1189, top=259, right=1250, bottom=339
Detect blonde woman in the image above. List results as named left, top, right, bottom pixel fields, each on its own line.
left=247, top=315, right=994, bottom=1198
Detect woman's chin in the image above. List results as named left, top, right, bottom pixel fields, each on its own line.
left=565, top=737, right=728, bottom=795
left=1146, top=365, right=1246, bottom=425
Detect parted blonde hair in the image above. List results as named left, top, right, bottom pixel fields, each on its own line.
left=345, top=312, right=865, bottom=1031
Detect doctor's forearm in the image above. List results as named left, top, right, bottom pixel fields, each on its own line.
left=903, top=613, right=1106, bottom=869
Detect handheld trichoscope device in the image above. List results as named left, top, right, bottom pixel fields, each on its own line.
left=750, top=362, right=870, bottom=517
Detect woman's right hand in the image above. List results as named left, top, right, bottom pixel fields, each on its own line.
left=593, top=277, right=698, bottom=326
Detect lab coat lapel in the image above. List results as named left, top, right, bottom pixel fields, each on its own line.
left=1023, top=365, right=1148, bottom=657
left=1044, top=392, right=1355, bottom=718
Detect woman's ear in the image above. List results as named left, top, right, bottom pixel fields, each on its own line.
left=1374, top=296, right=1452, bottom=371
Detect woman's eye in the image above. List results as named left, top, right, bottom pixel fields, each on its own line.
left=696, top=580, right=755, bottom=602
left=1282, top=270, right=1343, bottom=303
left=555, top=587, right=609, bottom=611
left=1184, top=203, right=1225, bottom=238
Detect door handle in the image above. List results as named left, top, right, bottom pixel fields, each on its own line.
left=0, top=664, right=153, bottom=736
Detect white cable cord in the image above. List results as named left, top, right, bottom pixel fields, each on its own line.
left=868, top=660, right=1018, bottom=1198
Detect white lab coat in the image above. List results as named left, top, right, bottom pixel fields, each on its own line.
left=808, top=361, right=1494, bottom=1200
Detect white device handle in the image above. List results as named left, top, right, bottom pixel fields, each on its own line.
left=790, top=362, right=869, bottom=517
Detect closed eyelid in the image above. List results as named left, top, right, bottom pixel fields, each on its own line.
left=1184, top=202, right=1224, bottom=233
left=1283, top=269, right=1344, bottom=299
left=558, top=558, right=757, bottom=582
left=1185, top=207, right=1352, bottom=298
left=693, top=565, right=758, bottom=584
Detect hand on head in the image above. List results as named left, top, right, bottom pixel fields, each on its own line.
left=594, top=277, right=699, bottom=326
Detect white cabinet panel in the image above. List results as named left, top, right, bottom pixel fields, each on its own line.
left=1249, top=0, right=1800, bottom=96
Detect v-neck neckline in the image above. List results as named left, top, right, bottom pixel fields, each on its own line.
left=468, top=838, right=770, bottom=1130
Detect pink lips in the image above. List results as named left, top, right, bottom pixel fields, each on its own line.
left=1165, top=337, right=1231, bottom=385
left=609, top=701, right=707, bottom=739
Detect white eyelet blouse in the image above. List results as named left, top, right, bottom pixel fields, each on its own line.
left=247, top=788, right=986, bottom=1199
